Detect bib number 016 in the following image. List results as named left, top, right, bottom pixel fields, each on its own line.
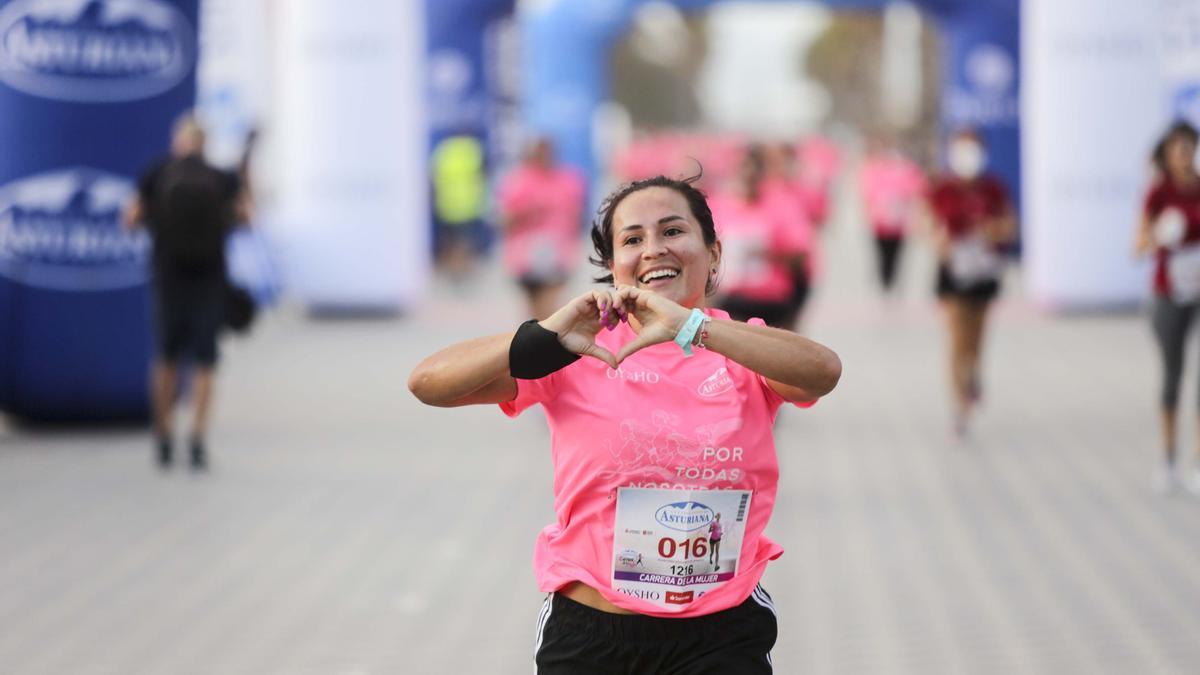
left=658, top=536, right=709, bottom=576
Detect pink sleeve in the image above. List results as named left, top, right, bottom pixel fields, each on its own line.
left=746, top=318, right=818, bottom=409
left=498, top=372, right=559, bottom=417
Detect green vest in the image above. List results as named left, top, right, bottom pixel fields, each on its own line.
left=431, top=135, right=486, bottom=225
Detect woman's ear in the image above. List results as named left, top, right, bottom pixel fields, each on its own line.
left=709, top=240, right=722, bottom=273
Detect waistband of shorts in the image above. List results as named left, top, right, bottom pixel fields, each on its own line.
left=548, top=587, right=765, bottom=642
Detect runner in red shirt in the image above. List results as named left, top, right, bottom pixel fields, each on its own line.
left=1135, top=120, right=1200, bottom=495
left=924, top=129, right=1016, bottom=437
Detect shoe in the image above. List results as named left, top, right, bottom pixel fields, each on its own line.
left=952, top=414, right=969, bottom=439
left=1153, top=463, right=1179, bottom=495
left=189, top=437, right=208, bottom=471
left=156, top=435, right=172, bottom=469
left=1183, top=468, right=1200, bottom=497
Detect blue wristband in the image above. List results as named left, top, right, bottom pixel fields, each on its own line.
left=673, top=308, right=707, bottom=357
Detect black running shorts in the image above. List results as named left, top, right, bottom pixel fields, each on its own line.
left=534, top=585, right=778, bottom=674
left=154, top=273, right=225, bottom=366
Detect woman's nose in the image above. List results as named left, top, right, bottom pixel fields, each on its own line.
left=642, top=236, right=668, bottom=258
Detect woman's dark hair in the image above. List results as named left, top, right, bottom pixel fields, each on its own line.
left=589, top=171, right=719, bottom=294
left=1155, top=120, right=1199, bottom=174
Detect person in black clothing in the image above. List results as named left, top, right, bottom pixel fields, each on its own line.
left=124, top=114, right=244, bottom=470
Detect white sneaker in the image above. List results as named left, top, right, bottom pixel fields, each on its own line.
left=1183, top=468, right=1200, bottom=497
left=1153, top=464, right=1179, bottom=495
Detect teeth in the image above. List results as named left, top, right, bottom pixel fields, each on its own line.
left=639, top=269, right=679, bottom=283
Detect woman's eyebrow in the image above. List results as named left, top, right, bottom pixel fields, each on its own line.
left=619, top=214, right=685, bottom=233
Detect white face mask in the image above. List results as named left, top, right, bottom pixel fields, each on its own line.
left=948, top=140, right=986, bottom=179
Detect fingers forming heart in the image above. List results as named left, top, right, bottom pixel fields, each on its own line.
left=556, top=286, right=687, bottom=370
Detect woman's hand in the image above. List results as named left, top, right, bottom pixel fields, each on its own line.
left=613, top=286, right=692, bottom=363
left=539, top=288, right=633, bottom=369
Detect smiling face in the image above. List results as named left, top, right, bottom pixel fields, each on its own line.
left=609, top=186, right=720, bottom=308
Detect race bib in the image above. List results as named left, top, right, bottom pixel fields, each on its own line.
left=723, top=231, right=768, bottom=288
left=611, top=487, right=751, bottom=611
left=881, top=196, right=908, bottom=230
left=1169, top=244, right=1200, bottom=304
left=527, top=234, right=561, bottom=279
left=949, top=233, right=1003, bottom=285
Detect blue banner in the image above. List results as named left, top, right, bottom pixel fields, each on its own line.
left=0, top=0, right=199, bottom=421
left=937, top=0, right=1022, bottom=212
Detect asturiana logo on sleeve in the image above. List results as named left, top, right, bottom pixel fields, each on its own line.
left=654, top=501, right=714, bottom=533
left=0, top=0, right=195, bottom=102
left=0, top=167, right=150, bottom=291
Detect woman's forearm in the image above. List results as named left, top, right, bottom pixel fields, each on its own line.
left=702, top=319, right=841, bottom=397
left=408, top=332, right=514, bottom=406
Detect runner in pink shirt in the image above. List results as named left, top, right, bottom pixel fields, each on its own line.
left=409, top=172, right=841, bottom=673
left=859, top=136, right=927, bottom=293
left=763, top=142, right=819, bottom=327
left=496, top=138, right=587, bottom=319
left=713, top=146, right=810, bottom=329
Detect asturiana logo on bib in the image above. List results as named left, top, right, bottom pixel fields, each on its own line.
left=654, top=501, right=714, bottom=532
left=0, top=167, right=151, bottom=291
left=0, top=0, right=195, bottom=102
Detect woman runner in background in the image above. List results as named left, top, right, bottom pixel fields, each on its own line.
left=925, top=129, right=1016, bottom=437
left=711, top=146, right=811, bottom=328
left=859, top=133, right=926, bottom=295
left=1136, top=121, right=1200, bottom=495
left=496, top=137, right=587, bottom=320
left=409, top=173, right=841, bottom=673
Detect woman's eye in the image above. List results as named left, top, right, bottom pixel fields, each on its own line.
left=623, top=236, right=641, bottom=246
left=665, top=227, right=683, bottom=236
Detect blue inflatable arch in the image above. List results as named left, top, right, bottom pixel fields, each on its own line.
left=521, top=0, right=1020, bottom=207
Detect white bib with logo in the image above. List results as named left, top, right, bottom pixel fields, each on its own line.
left=949, top=233, right=1003, bottom=285
left=611, top=487, right=751, bottom=611
left=1169, top=244, right=1200, bottom=304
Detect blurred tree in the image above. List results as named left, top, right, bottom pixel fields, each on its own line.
left=609, top=13, right=707, bottom=129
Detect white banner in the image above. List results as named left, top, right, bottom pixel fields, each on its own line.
left=1023, top=0, right=1165, bottom=309
left=269, top=0, right=428, bottom=311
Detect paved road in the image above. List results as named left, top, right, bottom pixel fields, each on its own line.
left=3, top=192, right=1199, bottom=674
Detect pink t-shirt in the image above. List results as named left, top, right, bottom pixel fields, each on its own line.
left=500, top=309, right=813, bottom=617
left=859, top=154, right=926, bottom=237
left=711, top=191, right=810, bottom=302
left=496, top=164, right=586, bottom=280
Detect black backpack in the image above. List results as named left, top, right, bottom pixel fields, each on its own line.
left=151, top=157, right=233, bottom=272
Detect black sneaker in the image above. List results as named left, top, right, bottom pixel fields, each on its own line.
left=189, top=437, right=208, bottom=471
left=156, top=435, right=173, bottom=469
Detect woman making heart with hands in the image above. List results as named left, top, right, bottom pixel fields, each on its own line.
left=410, top=173, right=840, bottom=674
